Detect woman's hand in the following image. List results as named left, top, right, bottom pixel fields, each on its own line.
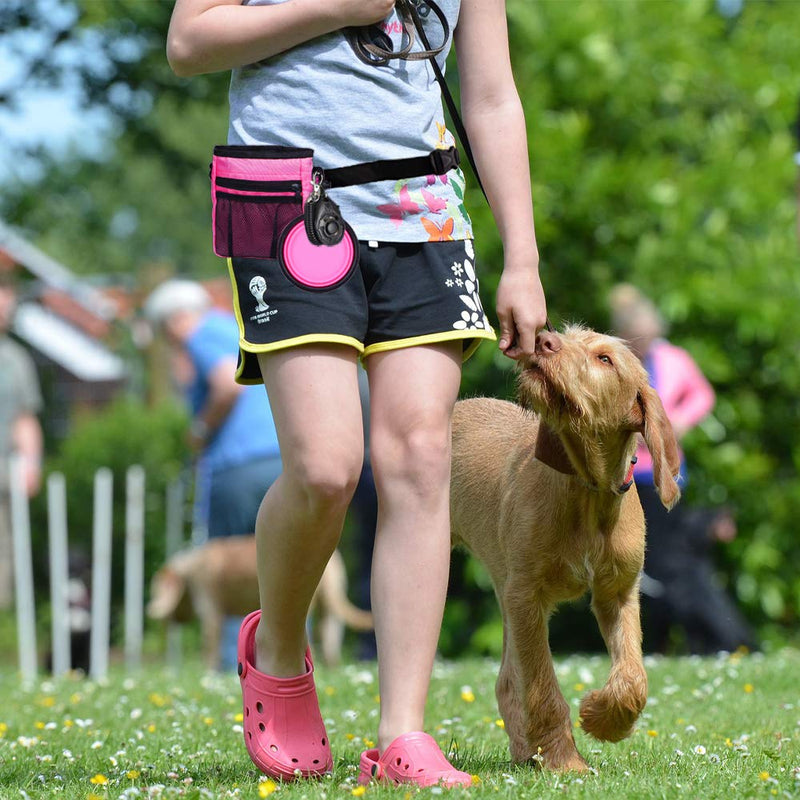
left=496, top=250, right=547, bottom=360
left=335, top=0, right=395, bottom=28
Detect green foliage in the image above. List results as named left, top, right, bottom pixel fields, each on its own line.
left=28, top=399, right=191, bottom=627
left=461, top=0, right=800, bottom=650
left=2, top=0, right=800, bottom=648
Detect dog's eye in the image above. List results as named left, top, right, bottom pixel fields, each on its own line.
left=597, top=354, right=613, bottom=365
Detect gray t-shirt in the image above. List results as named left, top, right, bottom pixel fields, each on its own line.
left=0, top=335, right=42, bottom=482
left=228, top=0, right=472, bottom=243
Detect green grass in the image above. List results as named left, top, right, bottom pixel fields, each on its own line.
left=1, top=649, right=798, bottom=799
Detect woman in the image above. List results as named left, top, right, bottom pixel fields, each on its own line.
left=167, top=0, right=547, bottom=786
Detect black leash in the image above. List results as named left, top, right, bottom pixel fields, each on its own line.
left=346, top=1, right=554, bottom=333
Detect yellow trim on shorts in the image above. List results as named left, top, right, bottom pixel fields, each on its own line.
left=362, top=328, right=497, bottom=362
left=226, top=258, right=247, bottom=339
left=234, top=334, right=365, bottom=382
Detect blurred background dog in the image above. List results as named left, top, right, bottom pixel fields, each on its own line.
left=147, top=534, right=373, bottom=670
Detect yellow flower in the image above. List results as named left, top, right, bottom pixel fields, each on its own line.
left=0, top=722, right=7, bottom=737
left=647, top=730, right=658, bottom=737
left=89, top=774, right=108, bottom=785
left=471, top=775, right=482, bottom=785
left=203, top=717, right=214, bottom=725
left=147, top=724, right=156, bottom=733
left=362, top=738, right=375, bottom=748
left=324, top=686, right=336, bottom=696
left=126, top=770, right=140, bottom=780
left=495, top=719, right=505, bottom=729
left=258, top=779, right=278, bottom=797
left=346, top=733, right=356, bottom=740
left=38, top=696, right=56, bottom=708
left=744, top=684, right=754, bottom=694
left=759, top=771, right=770, bottom=781
left=234, top=712, right=243, bottom=723
left=351, top=787, right=367, bottom=797
left=149, top=692, right=168, bottom=707
left=460, top=687, right=475, bottom=703
left=35, top=721, right=45, bottom=730
left=87, top=794, right=104, bottom=800
left=573, top=683, right=585, bottom=692
left=64, top=719, right=74, bottom=728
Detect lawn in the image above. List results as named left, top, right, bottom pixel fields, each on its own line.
left=1, top=648, right=798, bottom=799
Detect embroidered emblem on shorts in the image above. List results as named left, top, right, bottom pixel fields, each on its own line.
left=248, top=275, right=278, bottom=324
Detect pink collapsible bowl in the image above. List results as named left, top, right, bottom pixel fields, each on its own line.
left=278, top=217, right=358, bottom=290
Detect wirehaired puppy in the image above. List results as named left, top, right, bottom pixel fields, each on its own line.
left=450, top=325, right=681, bottom=771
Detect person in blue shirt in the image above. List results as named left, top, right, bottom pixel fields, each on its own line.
left=145, top=279, right=282, bottom=666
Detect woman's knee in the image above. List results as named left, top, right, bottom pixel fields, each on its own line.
left=285, top=447, right=362, bottom=511
left=372, top=422, right=452, bottom=490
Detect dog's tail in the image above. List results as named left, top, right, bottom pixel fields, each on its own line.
left=317, top=550, right=374, bottom=631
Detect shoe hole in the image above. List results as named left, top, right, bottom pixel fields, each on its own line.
left=396, top=758, right=401, bottom=766
left=259, top=723, right=265, bottom=732
left=404, top=763, right=409, bottom=771
left=245, top=707, right=250, bottom=717
left=291, top=758, right=298, bottom=763
left=313, top=760, right=319, bottom=765
left=271, top=744, right=279, bottom=753
left=321, top=737, right=326, bottom=746
left=247, top=732, right=252, bottom=740
left=256, top=701, right=263, bottom=714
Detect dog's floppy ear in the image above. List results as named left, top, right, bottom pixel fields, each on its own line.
left=630, top=384, right=682, bottom=510
left=146, top=567, right=192, bottom=623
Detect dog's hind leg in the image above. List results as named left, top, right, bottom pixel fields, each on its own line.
left=505, top=587, right=588, bottom=772
left=580, top=583, right=647, bottom=742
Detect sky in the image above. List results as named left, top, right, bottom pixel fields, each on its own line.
left=0, top=2, right=112, bottom=184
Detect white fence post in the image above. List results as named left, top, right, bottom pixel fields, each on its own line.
left=165, top=478, right=185, bottom=670
left=124, top=465, right=145, bottom=672
left=47, top=472, right=71, bottom=676
left=89, top=468, right=113, bottom=680
left=10, top=455, right=37, bottom=683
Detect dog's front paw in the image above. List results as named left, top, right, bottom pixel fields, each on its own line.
left=579, top=688, right=642, bottom=743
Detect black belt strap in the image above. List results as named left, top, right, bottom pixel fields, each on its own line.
left=324, top=146, right=460, bottom=189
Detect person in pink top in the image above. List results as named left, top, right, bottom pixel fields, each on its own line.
left=610, top=284, right=757, bottom=654
left=609, top=285, right=715, bottom=484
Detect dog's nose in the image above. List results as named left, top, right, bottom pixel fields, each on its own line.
left=536, top=330, right=562, bottom=354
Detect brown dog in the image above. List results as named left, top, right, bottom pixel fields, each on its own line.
left=450, top=325, right=681, bottom=771
left=147, top=535, right=373, bottom=670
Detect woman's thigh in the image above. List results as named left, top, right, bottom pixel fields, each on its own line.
left=366, top=342, right=462, bottom=477
left=257, top=345, right=364, bottom=479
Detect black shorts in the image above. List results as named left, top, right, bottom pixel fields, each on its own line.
left=227, top=239, right=496, bottom=384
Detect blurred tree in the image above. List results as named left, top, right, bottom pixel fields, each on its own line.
left=2, top=0, right=799, bottom=647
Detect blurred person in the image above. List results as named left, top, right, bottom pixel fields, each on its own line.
left=0, top=270, right=43, bottom=610
left=144, top=279, right=282, bottom=668
left=609, top=283, right=757, bottom=654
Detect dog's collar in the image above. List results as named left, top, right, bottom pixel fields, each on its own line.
left=534, top=422, right=637, bottom=495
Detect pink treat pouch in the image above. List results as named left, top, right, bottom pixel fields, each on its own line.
left=211, top=145, right=313, bottom=259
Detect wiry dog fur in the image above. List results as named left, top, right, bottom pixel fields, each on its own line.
left=450, top=325, right=681, bottom=771
left=147, top=536, right=373, bottom=670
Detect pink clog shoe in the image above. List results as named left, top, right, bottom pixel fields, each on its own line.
left=238, top=610, right=332, bottom=780
left=358, top=731, right=472, bottom=788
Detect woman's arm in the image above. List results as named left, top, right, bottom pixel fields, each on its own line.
left=454, top=0, right=546, bottom=359
left=167, top=0, right=395, bottom=76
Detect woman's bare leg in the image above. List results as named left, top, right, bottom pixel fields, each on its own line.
left=254, top=345, right=364, bottom=677
left=366, top=342, right=462, bottom=750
